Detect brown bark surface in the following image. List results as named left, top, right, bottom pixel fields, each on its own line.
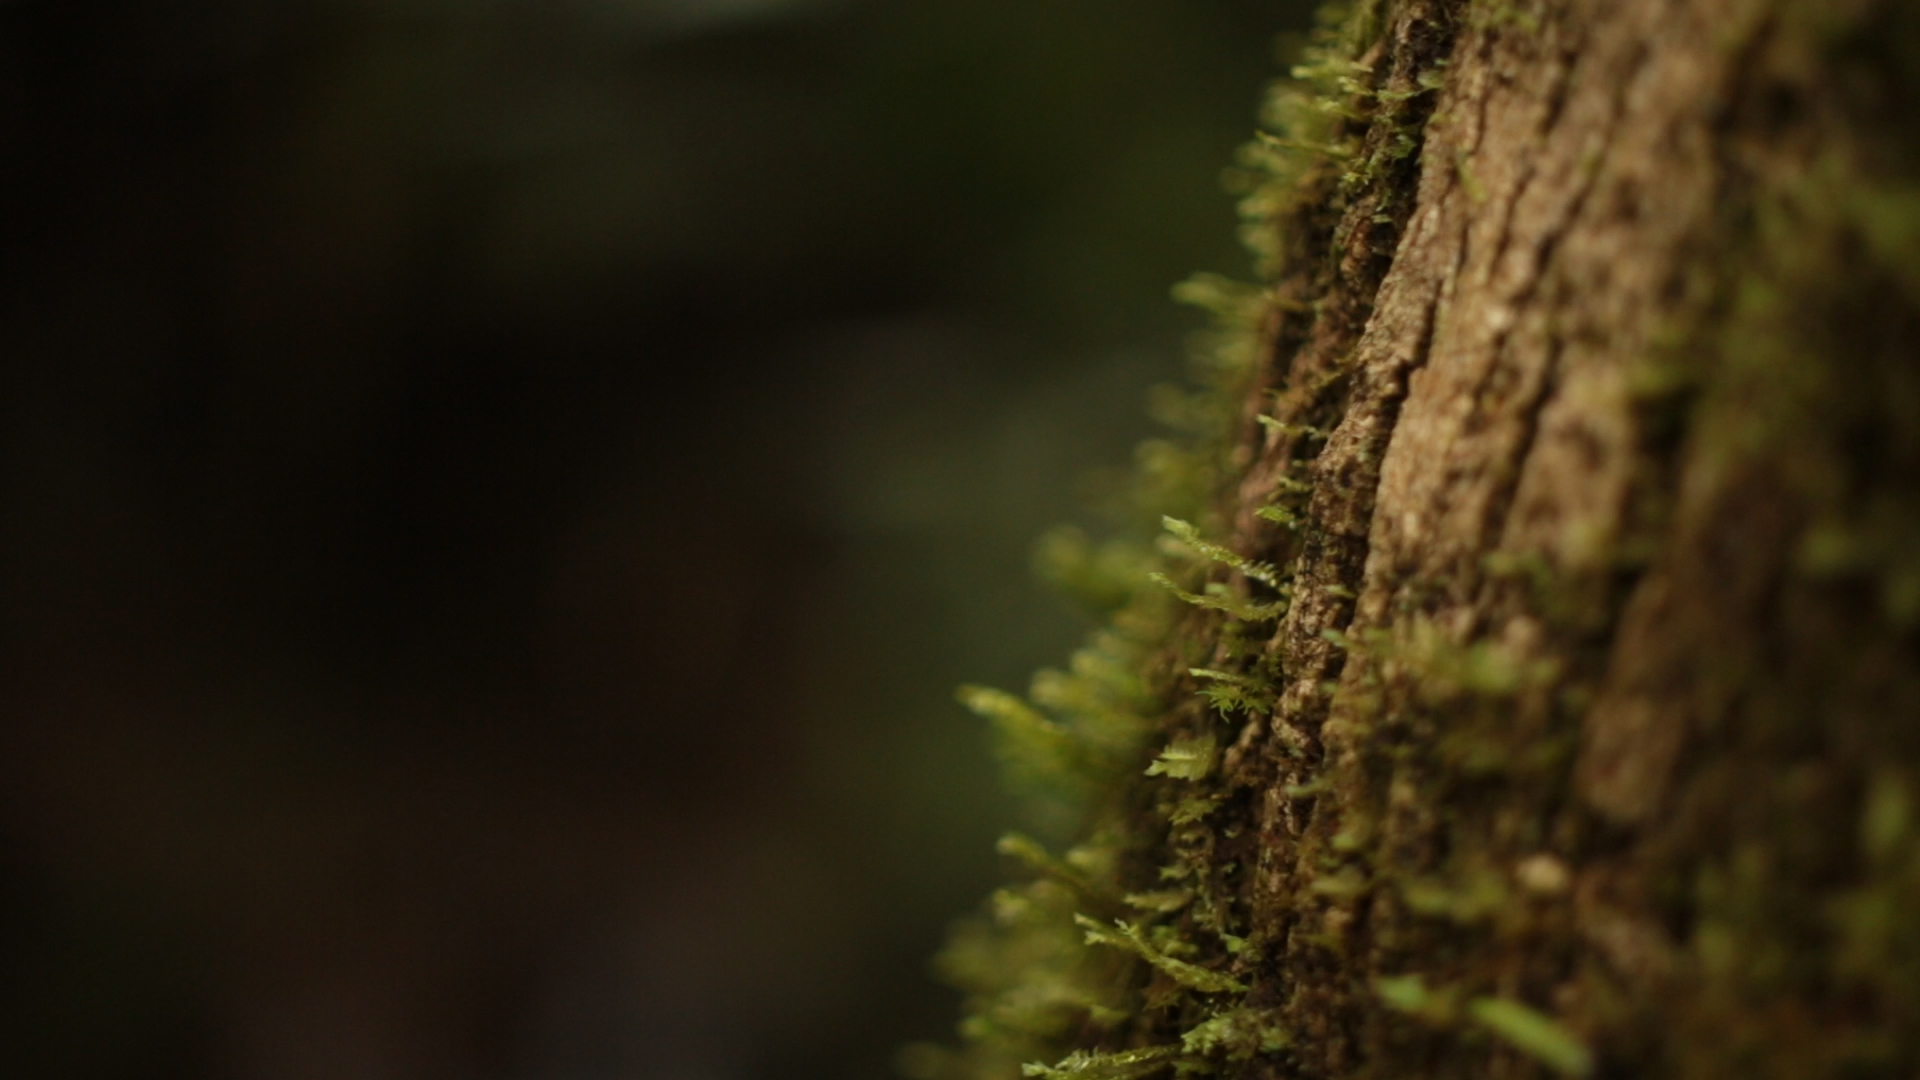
left=1142, top=0, right=1920, bottom=1075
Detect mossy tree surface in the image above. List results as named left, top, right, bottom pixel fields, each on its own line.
left=921, top=1, right=1920, bottom=1078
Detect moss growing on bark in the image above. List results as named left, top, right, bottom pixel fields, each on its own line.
left=905, top=4, right=1457, bottom=1079
left=916, top=1, right=1920, bottom=1078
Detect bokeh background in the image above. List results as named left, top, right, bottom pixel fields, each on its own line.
left=0, top=1, right=1311, bottom=1077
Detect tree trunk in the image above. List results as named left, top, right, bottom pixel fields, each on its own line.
left=927, top=1, right=1920, bottom=1078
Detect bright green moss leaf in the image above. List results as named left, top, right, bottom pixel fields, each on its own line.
left=1074, top=915, right=1246, bottom=994
left=1145, top=734, right=1218, bottom=780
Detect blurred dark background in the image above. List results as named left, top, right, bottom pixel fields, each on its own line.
left=0, top=1, right=1309, bottom=1077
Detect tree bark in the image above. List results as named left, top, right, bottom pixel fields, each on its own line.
left=932, top=1, right=1920, bottom=1078
left=1204, top=0, right=1920, bottom=1073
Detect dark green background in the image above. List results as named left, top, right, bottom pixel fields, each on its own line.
left=0, top=0, right=1310, bottom=1076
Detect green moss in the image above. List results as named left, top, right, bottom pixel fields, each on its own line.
left=1185, top=668, right=1275, bottom=716
left=919, top=2, right=1466, bottom=1078
left=1019, top=1046, right=1187, bottom=1080
left=1073, top=916, right=1246, bottom=995
left=1179, top=1008, right=1290, bottom=1059
left=1144, top=735, right=1218, bottom=781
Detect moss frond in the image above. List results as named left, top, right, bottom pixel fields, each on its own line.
left=922, top=4, right=1410, bottom=1078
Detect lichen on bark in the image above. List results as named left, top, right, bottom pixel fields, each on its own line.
left=916, top=1, right=1920, bottom=1078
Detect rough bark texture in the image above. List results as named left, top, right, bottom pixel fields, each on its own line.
left=933, top=2, right=1920, bottom=1078
left=1188, top=0, right=1920, bottom=1075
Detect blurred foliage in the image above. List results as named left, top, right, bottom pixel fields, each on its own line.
left=0, top=0, right=1309, bottom=1077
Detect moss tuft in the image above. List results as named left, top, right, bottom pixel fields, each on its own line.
left=917, top=3, right=1455, bottom=1078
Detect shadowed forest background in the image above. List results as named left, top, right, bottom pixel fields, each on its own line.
left=0, top=0, right=1315, bottom=1077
